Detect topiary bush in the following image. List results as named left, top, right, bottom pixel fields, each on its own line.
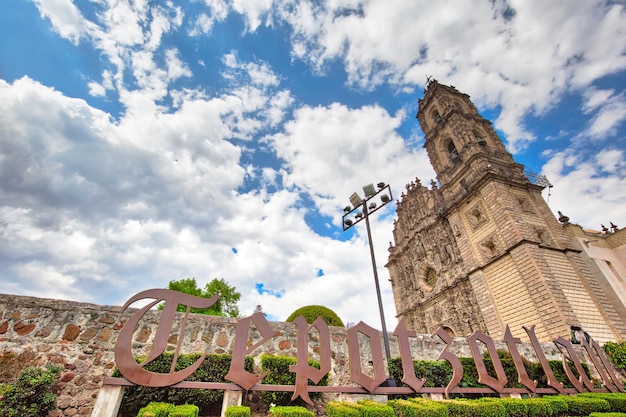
left=0, top=364, right=61, bottom=417
left=286, top=305, right=344, bottom=327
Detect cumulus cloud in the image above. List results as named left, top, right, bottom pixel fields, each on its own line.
left=268, top=1, right=626, bottom=152
left=3, top=0, right=625, bottom=329
left=541, top=147, right=626, bottom=229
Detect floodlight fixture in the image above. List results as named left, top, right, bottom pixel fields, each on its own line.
left=363, top=183, right=376, bottom=198
left=381, top=194, right=390, bottom=203
left=349, top=192, right=363, bottom=208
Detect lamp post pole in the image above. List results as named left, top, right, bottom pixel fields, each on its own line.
left=362, top=201, right=393, bottom=363
left=342, top=183, right=394, bottom=368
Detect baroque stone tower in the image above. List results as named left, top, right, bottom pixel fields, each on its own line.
left=386, top=80, right=626, bottom=343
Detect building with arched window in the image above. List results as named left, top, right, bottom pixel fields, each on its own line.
left=386, top=80, right=626, bottom=343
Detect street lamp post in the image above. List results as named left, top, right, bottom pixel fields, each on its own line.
left=342, top=182, right=394, bottom=369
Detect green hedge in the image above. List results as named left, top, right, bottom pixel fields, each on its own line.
left=440, top=399, right=506, bottom=417
left=478, top=397, right=528, bottom=417
left=387, top=398, right=448, bottom=417
left=137, top=402, right=175, bottom=417
left=260, top=354, right=329, bottom=406
left=388, top=349, right=595, bottom=394
left=225, top=405, right=251, bottom=417
left=355, top=399, right=395, bottom=417
left=326, top=401, right=362, bottom=417
left=588, top=413, right=626, bottom=417
left=170, top=404, right=199, bottom=417
left=540, top=396, right=568, bottom=416
left=560, top=395, right=611, bottom=416
left=270, top=405, right=315, bottom=417
left=578, top=393, right=626, bottom=412
left=137, top=402, right=198, bottom=417
left=113, top=352, right=253, bottom=416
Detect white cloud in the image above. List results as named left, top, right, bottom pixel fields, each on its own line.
left=582, top=88, right=626, bottom=138
left=270, top=1, right=626, bottom=152
left=231, top=0, right=273, bottom=31
left=88, top=81, right=107, bottom=97
left=6, top=0, right=626, bottom=330
left=267, top=102, right=434, bottom=219
left=33, top=0, right=90, bottom=44
left=541, top=148, right=626, bottom=229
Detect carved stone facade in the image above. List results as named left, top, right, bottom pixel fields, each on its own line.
left=387, top=81, right=626, bottom=343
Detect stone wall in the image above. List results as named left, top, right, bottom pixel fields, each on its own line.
left=0, top=293, right=566, bottom=417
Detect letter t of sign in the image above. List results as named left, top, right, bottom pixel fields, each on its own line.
left=289, top=316, right=332, bottom=405
left=393, top=318, right=425, bottom=392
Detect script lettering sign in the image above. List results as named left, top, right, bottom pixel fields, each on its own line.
left=115, top=290, right=625, bottom=404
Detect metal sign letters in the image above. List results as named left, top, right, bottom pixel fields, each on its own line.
left=114, top=290, right=625, bottom=404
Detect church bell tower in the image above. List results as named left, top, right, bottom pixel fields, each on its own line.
left=387, top=80, right=626, bottom=342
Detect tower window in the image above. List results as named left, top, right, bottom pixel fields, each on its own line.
left=447, top=141, right=460, bottom=163
left=433, top=110, right=443, bottom=124
left=474, top=131, right=486, bottom=146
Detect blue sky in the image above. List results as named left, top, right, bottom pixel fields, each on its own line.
left=1, top=0, right=625, bottom=328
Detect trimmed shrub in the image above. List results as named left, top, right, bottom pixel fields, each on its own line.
left=260, top=354, right=329, bottom=406
left=541, top=396, right=568, bottom=416
left=170, top=404, right=200, bottom=417
left=479, top=397, right=527, bottom=417
left=326, top=401, right=361, bottom=417
left=439, top=399, right=506, bottom=417
left=356, top=399, right=395, bottom=417
left=388, top=398, right=448, bottom=417
left=589, top=413, right=626, bottom=417
left=270, top=405, right=315, bottom=417
left=560, top=395, right=610, bottom=416
left=0, top=364, right=61, bottom=417
left=578, top=393, right=626, bottom=412
left=286, top=305, right=344, bottom=327
left=225, top=405, right=251, bottom=417
left=137, top=401, right=175, bottom=417
left=524, top=398, right=553, bottom=417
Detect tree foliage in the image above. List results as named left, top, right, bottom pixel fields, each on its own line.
left=159, top=277, right=241, bottom=317
left=286, top=305, right=344, bottom=327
